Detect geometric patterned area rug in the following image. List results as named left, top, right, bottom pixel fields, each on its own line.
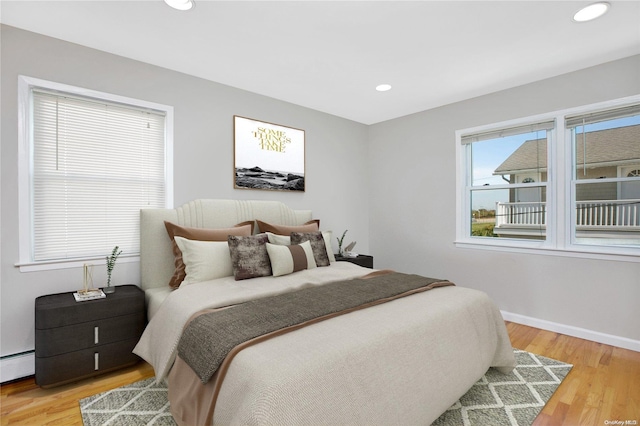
left=80, top=349, right=572, bottom=426
left=432, top=350, right=573, bottom=426
left=80, top=378, right=175, bottom=426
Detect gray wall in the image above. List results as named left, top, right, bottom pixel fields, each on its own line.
left=2, top=24, right=639, bottom=372
left=0, top=25, right=370, bottom=358
left=368, top=55, right=640, bottom=343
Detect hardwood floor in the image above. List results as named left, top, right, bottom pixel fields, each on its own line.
left=1, top=362, right=154, bottom=426
left=1, top=322, right=639, bottom=425
left=507, top=322, right=640, bottom=426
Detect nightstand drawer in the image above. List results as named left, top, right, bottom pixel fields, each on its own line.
left=36, top=285, right=144, bottom=329
left=35, top=337, right=140, bottom=388
left=35, top=311, right=145, bottom=357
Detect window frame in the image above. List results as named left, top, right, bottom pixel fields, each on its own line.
left=17, top=76, right=174, bottom=272
left=464, top=121, right=554, bottom=245
left=455, top=95, right=640, bottom=263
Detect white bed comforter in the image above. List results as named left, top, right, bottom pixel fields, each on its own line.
left=134, top=263, right=516, bottom=425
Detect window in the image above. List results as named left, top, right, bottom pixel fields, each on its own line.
left=456, top=96, right=640, bottom=260
left=567, top=105, right=640, bottom=247
left=462, top=121, right=554, bottom=241
left=18, top=76, right=173, bottom=271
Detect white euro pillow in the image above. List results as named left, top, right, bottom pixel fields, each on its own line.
left=173, top=236, right=233, bottom=285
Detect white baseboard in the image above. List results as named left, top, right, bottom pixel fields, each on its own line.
left=501, top=310, right=640, bottom=353
left=0, top=351, right=35, bottom=383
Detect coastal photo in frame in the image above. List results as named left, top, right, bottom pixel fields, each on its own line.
left=234, top=115, right=305, bottom=191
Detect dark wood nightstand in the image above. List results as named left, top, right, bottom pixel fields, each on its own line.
left=335, top=254, right=374, bottom=269
left=35, top=284, right=145, bottom=388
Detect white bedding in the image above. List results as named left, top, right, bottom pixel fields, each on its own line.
left=134, top=262, right=375, bottom=379
left=209, top=283, right=514, bottom=425
left=144, top=286, right=172, bottom=320
left=134, top=262, right=516, bottom=425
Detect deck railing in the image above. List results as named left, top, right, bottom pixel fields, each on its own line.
left=495, top=199, right=640, bottom=228
left=495, top=201, right=546, bottom=227
left=576, top=199, right=640, bottom=227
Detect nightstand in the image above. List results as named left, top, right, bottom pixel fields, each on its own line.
left=35, top=284, right=145, bottom=388
left=335, top=254, right=374, bottom=269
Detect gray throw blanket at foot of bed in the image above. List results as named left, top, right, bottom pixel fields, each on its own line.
left=178, top=271, right=453, bottom=383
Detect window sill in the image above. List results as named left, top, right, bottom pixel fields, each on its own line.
left=454, top=239, right=640, bottom=263
left=16, top=254, right=140, bottom=272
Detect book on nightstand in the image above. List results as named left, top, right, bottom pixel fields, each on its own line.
left=73, top=289, right=106, bottom=302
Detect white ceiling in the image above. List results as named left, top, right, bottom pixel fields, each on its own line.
left=2, top=0, right=639, bottom=124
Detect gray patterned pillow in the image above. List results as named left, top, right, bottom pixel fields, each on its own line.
left=228, top=234, right=272, bottom=280
left=290, top=231, right=330, bottom=267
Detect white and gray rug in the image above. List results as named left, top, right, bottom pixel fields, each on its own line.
left=432, top=350, right=572, bottom=426
left=80, top=349, right=571, bottom=426
left=80, top=378, right=174, bottom=426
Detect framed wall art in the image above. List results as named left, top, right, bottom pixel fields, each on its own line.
left=234, top=115, right=305, bottom=192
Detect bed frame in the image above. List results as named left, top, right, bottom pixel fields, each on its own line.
left=139, top=199, right=312, bottom=291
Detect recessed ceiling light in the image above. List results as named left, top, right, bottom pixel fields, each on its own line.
left=164, top=0, right=195, bottom=11
left=573, top=2, right=609, bottom=22
left=376, top=84, right=392, bottom=92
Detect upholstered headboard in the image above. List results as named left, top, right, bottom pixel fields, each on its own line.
left=140, top=199, right=312, bottom=291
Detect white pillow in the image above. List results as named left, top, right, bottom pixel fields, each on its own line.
left=173, top=236, right=233, bottom=285
left=268, top=231, right=336, bottom=262
left=266, top=232, right=291, bottom=245
left=266, top=240, right=317, bottom=277
left=322, top=230, right=336, bottom=263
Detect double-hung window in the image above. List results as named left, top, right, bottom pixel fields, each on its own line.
left=567, top=105, right=640, bottom=248
left=461, top=121, right=554, bottom=242
left=18, top=76, right=173, bottom=271
left=456, top=96, right=640, bottom=260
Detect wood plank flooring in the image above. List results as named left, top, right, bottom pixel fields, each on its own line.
left=2, top=322, right=639, bottom=425
left=1, top=362, right=154, bottom=426
left=507, top=322, right=640, bottom=426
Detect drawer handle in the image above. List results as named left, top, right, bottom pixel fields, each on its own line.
left=94, top=353, right=99, bottom=370
left=94, top=326, right=99, bottom=344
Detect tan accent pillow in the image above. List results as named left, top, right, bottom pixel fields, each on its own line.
left=266, top=241, right=317, bottom=277
left=256, top=219, right=320, bottom=235
left=164, top=220, right=253, bottom=289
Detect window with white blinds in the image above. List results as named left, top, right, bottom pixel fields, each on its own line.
left=19, top=77, right=172, bottom=267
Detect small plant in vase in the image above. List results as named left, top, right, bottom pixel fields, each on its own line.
left=104, top=246, right=122, bottom=294
left=337, top=230, right=357, bottom=257
left=337, top=230, right=348, bottom=256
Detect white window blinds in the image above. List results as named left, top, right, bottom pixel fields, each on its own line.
left=565, top=104, right=640, bottom=128
left=461, top=121, right=555, bottom=144
left=31, top=89, right=167, bottom=261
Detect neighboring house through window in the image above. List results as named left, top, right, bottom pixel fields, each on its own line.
left=18, top=76, right=173, bottom=271
left=568, top=115, right=640, bottom=245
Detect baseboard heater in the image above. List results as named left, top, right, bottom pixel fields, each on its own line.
left=1, top=350, right=35, bottom=383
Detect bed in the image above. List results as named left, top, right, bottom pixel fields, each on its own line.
left=133, top=199, right=516, bottom=426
